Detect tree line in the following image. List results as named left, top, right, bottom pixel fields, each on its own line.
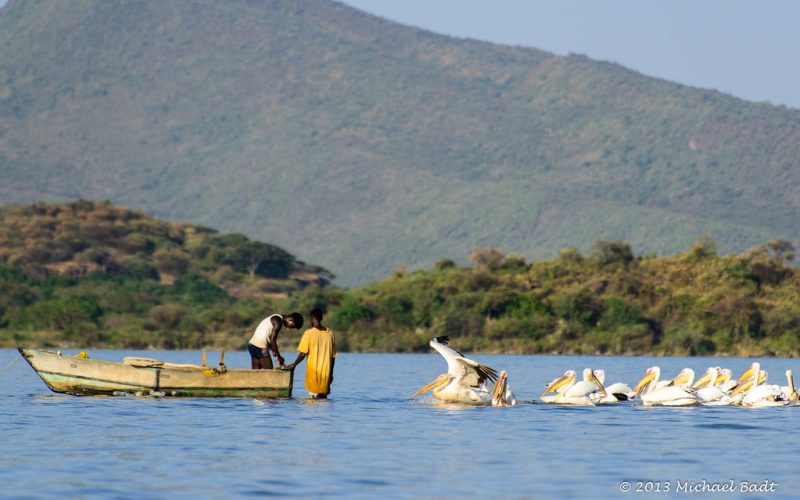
left=2, top=201, right=799, bottom=356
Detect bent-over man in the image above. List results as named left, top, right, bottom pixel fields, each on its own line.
left=248, top=312, right=303, bottom=369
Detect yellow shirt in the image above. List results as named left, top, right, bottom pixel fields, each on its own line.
left=297, top=327, right=337, bottom=394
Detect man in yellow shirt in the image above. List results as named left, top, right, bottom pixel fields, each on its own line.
left=287, top=308, right=336, bottom=399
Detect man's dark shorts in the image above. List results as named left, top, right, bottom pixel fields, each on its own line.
left=248, top=343, right=266, bottom=360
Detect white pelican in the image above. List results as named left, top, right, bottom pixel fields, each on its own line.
left=492, top=370, right=517, bottom=407
left=634, top=366, right=698, bottom=406
left=555, top=368, right=607, bottom=405
left=691, top=367, right=732, bottom=406
left=780, top=370, right=798, bottom=403
left=411, top=337, right=498, bottom=405
left=728, top=366, right=768, bottom=404
left=593, top=370, right=634, bottom=400
left=540, top=370, right=576, bottom=403
left=692, top=367, right=717, bottom=389
left=732, top=362, right=788, bottom=407
left=668, top=368, right=695, bottom=388
left=715, top=368, right=737, bottom=392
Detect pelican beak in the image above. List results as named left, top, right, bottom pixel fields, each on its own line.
left=591, top=371, right=607, bottom=397
left=737, top=366, right=755, bottom=383
left=671, top=372, right=688, bottom=387
left=411, top=375, right=445, bottom=398
left=543, top=374, right=572, bottom=394
left=493, top=371, right=509, bottom=406
left=730, top=379, right=753, bottom=397
left=634, top=370, right=655, bottom=396
left=692, top=372, right=712, bottom=389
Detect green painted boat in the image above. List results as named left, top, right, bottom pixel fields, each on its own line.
left=18, top=348, right=293, bottom=398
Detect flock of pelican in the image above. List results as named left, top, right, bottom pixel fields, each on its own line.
left=412, top=337, right=799, bottom=408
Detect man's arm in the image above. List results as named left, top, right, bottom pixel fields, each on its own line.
left=330, top=357, right=335, bottom=383
left=268, top=335, right=284, bottom=366
left=286, top=352, right=306, bottom=369
left=268, top=317, right=284, bottom=365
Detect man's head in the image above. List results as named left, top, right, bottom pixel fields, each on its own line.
left=284, top=312, right=303, bottom=329
left=309, top=308, right=324, bottom=326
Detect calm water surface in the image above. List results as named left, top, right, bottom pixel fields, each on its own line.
left=1, top=349, right=799, bottom=499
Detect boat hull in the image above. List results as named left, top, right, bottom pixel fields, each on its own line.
left=18, top=348, right=293, bottom=398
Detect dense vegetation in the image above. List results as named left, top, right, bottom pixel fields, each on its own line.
left=3, top=201, right=799, bottom=357
left=1, top=0, right=799, bottom=286
left=329, top=241, right=800, bottom=356
left=0, top=200, right=332, bottom=349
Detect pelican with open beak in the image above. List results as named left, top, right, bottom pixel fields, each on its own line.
left=540, top=370, right=577, bottom=403
left=411, top=337, right=498, bottom=405
left=634, top=366, right=698, bottom=406
left=492, top=370, right=517, bottom=407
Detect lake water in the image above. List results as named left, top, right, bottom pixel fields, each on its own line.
left=1, top=349, right=799, bottom=499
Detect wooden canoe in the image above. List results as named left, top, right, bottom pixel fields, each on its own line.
left=18, top=348, right=293, bottom=398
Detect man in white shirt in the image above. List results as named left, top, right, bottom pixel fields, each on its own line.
left=247, top=312, right=303, bottom=369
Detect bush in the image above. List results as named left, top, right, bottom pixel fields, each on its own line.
left=148, top=303, right=190, bottom=330
left=592, top=240, right=634, bottom=266
left=550, top=287, right=600, bottom=325
left=433, top=259, right=456, bottom=271
left=598, top=297, right=643, bottom=330
left=114, top=255, right=159, bottom=280
left=662, top=325, right=715, bottom=355
left=153, top=249, right=190, bottom=276
left=171, top=273, right=230, bottom=304
left=330, top=295, right=373, bottom=329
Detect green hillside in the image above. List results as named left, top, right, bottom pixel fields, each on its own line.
left=0, top=0, right=799, bottom=286
left=0, top=200, right=332, bottom=349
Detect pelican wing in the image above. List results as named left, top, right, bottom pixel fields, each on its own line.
left=429, top=337, right=497, bottom=387
left=452, top=356, right=498, bottom=387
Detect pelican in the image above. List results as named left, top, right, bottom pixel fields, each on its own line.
left=780, top=370, right=798, bottom=403
left=715, top=368, right=737, bottom=392
left=668, top=368, right=695, bottom=388
left=731, top=362, right=786, bottom=408
left=555, top=368, right=606, bottom=405
left=691, top=367, right=732, bottom=406
left=540, top=370, right=577, bottom=403
left=728, top=366, right=767, bottom=403
left=692, top=367, right=719, bottom=389
left=591, top=369, right=632, bottom=403
left=492, top=370, right=517, bottom=407
left=411, top=337, right=498, bottom=405
left=634, top=366, right=698, bottom=406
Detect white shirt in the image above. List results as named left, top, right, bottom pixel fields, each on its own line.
left=248, top=314, right=282, bottom=349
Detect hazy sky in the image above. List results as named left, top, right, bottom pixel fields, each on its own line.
left=340, top=0, right=800, bottom=110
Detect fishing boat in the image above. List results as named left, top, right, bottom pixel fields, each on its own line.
left=18, top=348, right=293, bottom=398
